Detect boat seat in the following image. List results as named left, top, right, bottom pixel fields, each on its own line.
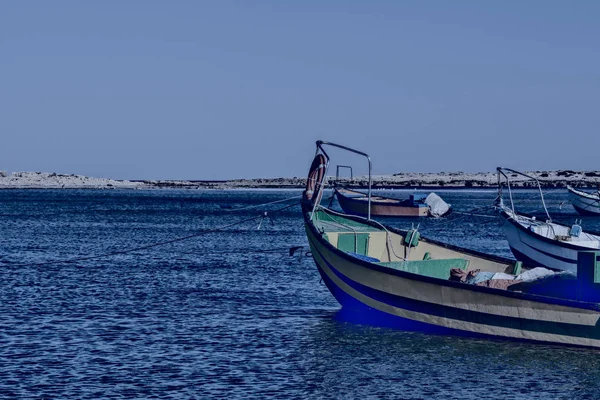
left=376, top=258, right=470, bottom=280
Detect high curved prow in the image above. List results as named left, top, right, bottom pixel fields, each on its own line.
left=308, top=140, right=373, bottom=220
left=496, top=167, right=551, bottom=222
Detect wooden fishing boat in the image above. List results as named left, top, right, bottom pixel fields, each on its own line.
left=303, top=141, right=600, bottom=348
left=498, top=168, right=600, bottom=273
left=567, top=185, right=600, bottom=216
left=331, top=165, right=450, bottom=218
left=334, top=187, right=430, bottom=217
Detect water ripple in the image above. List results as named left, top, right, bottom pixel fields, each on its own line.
left=0, top=189, right=599, bottom=398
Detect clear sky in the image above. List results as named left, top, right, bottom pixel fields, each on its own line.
left=2, top=1, right=599, bottom=180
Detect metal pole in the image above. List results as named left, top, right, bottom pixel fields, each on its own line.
left=367, top=157, right=372, bottom=221
left=497, top=167, right=551, bottom=222
left=316, top=140, right=373, bottom=221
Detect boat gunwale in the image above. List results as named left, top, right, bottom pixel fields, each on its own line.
left=304, top=202, right=600, bottom=312
left=568, top=185, right=600, bottom=201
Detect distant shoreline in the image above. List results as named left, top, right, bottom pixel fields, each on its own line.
left=1, top=170, right=600, bottom=190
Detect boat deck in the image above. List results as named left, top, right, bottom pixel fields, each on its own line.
left=311, top=207, right=515, bottom=275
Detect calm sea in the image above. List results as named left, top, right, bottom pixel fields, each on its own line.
left=1, top=188, right=600, bottom=399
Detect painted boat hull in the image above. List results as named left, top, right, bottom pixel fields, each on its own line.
left=502, top=216, right=578, bottom=273
left=568, top=186, right=600, bottom=216
left=335, top=189, right=429, bottom=217
left=304, top=210, right=600, bottom=347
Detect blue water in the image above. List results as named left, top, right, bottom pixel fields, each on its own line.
left=1, top=188, right=600, bottom=399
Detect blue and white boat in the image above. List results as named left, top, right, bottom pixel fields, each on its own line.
left=567, top=185, right=600, bottom=216
left=497, top=168, right=600, bottom=274
left=302, top=141, right=600, bottom=348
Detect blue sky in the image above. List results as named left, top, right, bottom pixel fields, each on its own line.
left=2, top=1, right=599, bottom=180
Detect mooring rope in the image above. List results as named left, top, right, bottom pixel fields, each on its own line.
left=427, top=200, right=500, bottom=226
left=450, top=210, right=498, bottom=219
left=223, top=195, right=302, bottom=211
left=175, top=246, right=305, bottom=256
left=1, top=201, right=301, bottom=268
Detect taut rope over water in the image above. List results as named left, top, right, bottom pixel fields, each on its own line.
left=222, top=195, right=302, bottom=211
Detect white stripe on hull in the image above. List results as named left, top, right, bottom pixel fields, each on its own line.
left=503, top=221, right=577, bottom=273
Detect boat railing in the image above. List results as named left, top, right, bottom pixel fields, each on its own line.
left=496, top=167, right=551, bottom=222
left=335, top=165, right=354, bottom=181
left=312, top=140, right=373, bottom=220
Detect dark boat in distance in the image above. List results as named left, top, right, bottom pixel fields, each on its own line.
left=302, top=140, right=600, bottom=348
left=334, top=187, right=431, bottom=217
left=332, top=164, right=450, bottom=218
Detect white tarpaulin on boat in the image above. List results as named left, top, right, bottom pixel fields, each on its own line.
left=516, top=267, right=557, bottom=282
left=425, top=193, right=450, bottom=217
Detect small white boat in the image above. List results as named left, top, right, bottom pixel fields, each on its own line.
left=567, top=185, right=600, bottom=216
left=498, top=168, right=600, bottom=273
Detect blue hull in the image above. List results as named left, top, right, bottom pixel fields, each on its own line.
left=315, top=263, right=487, bottom=338
left=573, top=203, right=600, bottom=216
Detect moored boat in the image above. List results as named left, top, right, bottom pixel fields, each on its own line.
left=498, top=168, right=600, bottom=274
left=567, top=185, right=600, bottom=216
left=303, top=141, right=600, bottom=348
left=334, top=187, right=431, bottom=217
left=331, top=164, right=450, bottom=218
